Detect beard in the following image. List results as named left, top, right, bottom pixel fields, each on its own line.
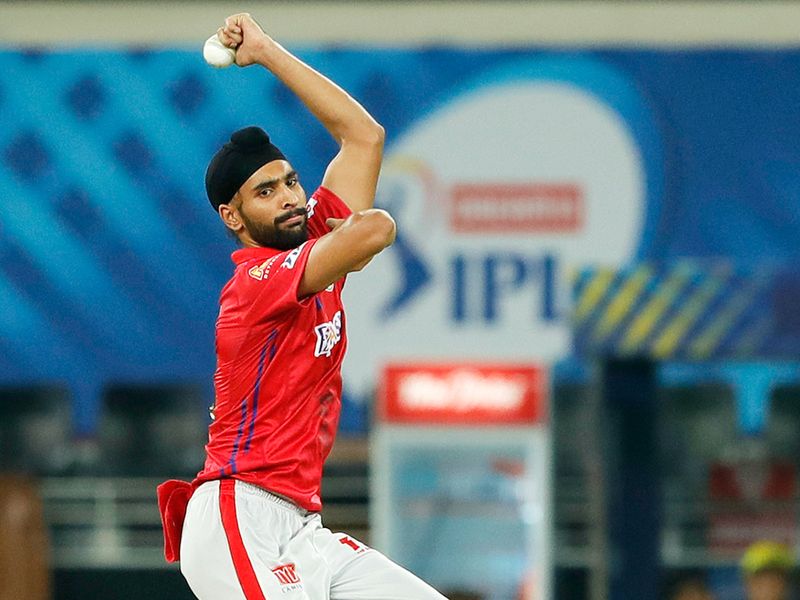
left=240, top=206, right=309, bottom=251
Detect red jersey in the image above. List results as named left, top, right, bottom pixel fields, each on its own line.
left=194, top=186, right=352, bottom=512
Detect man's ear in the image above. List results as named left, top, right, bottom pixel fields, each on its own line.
left=219, top=201, right=243, bottom=233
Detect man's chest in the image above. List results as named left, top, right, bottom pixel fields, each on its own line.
left=271, top=287, right=346, bottom=360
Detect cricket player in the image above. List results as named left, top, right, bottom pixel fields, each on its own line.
left=157, top=12, right=447, bottom=600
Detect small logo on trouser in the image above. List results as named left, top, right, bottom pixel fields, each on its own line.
left=338, top=535, right=368, bottom=554
left=272, top=563, right=302, bottom=591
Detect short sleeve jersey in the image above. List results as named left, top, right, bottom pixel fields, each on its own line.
left=194, top=186, right=352, bottom=512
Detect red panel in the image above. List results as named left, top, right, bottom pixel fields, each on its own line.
left=707, top=461, right=797, bottom=555
left=380, top=363, right=547, bottom=425
left=450, top=183, right=583, bottom=233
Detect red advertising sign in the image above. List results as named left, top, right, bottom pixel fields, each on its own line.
left=450, top=183, right=583, bottom=233
left=379, top=363, right=547, bottom=425
left=707, top=460, right=797, bottom=555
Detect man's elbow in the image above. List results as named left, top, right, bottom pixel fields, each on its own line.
left=370, top=123, right=386, bottom=148
left=356, top=209, right=396, bottom=255
left=353, top=122, right=385, bottom=150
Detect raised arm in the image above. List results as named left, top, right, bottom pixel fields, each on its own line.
left=299, top=209, right=396, bottom=297
left=218, top=13, right=384, bottom=213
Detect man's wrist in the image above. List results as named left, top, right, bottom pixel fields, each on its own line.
left=254, top=37, right=284, bottom=69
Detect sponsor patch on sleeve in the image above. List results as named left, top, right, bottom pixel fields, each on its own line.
left=248, top=257, right=278, bottom=281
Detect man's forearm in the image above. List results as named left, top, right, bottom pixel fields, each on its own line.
left=220, top=13, right=383, bottom=212
left=255, top=39, right=383, bottom=147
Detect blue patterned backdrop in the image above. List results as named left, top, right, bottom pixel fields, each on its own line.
left=3, top=47, right=800, bottom=433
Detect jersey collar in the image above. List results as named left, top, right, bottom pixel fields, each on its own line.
left=231, top=246, right=282, bottom=265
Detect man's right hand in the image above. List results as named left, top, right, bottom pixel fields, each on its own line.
left=217, top=13, right=271, bottom=67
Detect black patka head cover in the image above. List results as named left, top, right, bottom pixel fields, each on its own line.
left=205, top=126, right=287, bottom=210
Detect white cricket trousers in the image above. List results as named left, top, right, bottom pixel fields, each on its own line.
left=180, top=479, right=448, bottom=600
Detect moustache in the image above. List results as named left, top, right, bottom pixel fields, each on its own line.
left=275, top=207, right=307, bottom=225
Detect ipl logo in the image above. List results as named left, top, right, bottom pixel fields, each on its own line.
left=342, top=57, right=660, bottom=398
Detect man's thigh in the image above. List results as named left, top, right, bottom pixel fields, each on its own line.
left=312, top=525, right=447, bottom=600
left=181, top=480, right=322, bottom=600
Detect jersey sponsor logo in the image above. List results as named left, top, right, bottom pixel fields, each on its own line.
left=248, top=257, right=278, bottom=281
left=272, top=563, right=302, bottom=588
left=281, top=242, right=307, bottom=270
left=306, top=196, right=318, bottom=219
left=314, top=310, right=342, bottom=358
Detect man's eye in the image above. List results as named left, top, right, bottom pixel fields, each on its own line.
left=260, top=188, right=272, bottom=196
left=287, top=178, right=297, bottom=187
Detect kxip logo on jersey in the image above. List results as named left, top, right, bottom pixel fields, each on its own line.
left=314, top=310, right=342, bottom=357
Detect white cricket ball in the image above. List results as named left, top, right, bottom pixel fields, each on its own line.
left=203, top=34, right=236, bottom=68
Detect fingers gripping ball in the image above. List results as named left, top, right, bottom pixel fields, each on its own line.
left=203, top=34, right=236, bottom=68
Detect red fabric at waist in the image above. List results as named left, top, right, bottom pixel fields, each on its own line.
left=156, top=479, right=194, bottom=563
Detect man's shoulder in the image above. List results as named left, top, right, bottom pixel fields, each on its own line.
left=231, top=243, right=311, bottom=284
left=237, top=253, right=283, bottom=283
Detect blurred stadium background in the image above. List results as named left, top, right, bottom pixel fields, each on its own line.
left=3, top=1, right=800, bottom=599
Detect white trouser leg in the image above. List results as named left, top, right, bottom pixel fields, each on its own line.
left=180, top=480, right=315, bottom=600
left=310, top=522, right=448, bottom=600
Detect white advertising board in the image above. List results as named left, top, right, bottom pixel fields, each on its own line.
left=343, top=59, right=656, bottom=397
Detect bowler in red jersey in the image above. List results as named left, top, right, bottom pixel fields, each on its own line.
left=157, top=12, right=447, bottom=600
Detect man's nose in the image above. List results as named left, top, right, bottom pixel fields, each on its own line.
left=282, top=187, right=302, bottom=209
left=281, top=193, right=298, bottom=209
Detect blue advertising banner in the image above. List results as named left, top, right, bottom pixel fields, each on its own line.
left=2, top=48, right=800, bottom=432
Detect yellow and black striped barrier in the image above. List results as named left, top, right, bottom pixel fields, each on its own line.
left=572, top=261, right=785, bottom=360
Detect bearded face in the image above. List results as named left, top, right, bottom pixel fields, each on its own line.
left=240, top=204, right=308, bottom=250
left=222, top=160, right=310, bottom=250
